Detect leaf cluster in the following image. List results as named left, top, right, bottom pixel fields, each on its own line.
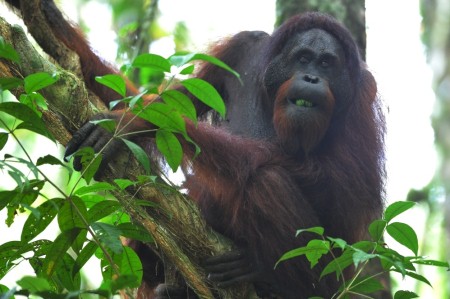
left=277, top=201, right=450, bottom=299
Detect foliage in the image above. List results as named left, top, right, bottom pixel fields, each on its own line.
left=0, top=41, right=232, bottom=298
left=276, top=201, right=450, bottom=299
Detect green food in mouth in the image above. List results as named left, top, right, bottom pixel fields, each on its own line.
left=295, top=99, right=313, bottom=107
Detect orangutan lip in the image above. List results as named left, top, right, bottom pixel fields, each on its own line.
left=289, top=98, right=316, bottom=107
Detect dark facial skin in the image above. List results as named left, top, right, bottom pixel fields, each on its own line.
left=265, top=29, right=351, bottom=154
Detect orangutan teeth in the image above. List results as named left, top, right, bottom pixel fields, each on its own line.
left=295, top=99, right=313, bottom=107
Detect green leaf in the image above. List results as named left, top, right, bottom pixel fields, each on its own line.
left=58, top=196, right=88, bottom=231
left=350, top=276, right=384, bottom=294
left=0, top=102, right=55, bottom=141
left=16, top=276, right=52, bottom=293
left=74, top=182, right=115, bottom=196
left=161, top=89, right=197, bottom=122
left=114, top=179, right=136, bottom=190
left=90, top=118, right=117, bottom=133
left=101, top=246, right=143, bottom=289
left=73, top=147, right=102, bottom=184
left=352, top=250, right=378, bottom=267
left=384, top=201, right=415, bottom=222
left=368, top=219, right=387, bottom=241
left=386, top=222, right=418, bottom=256
left=155, top=130, right=182, bottom=172
left=277, top=240, right=329, bottom=269
left=0, top=132, right=8, bottom=151
left=42, top=228, right=82, bottom=278
left=180, top=64, right=195, bottom=75
left=412, top=259, right=449, bottom=268
left=36, top=154, right=65, bottom=167
left=320, top=248, right=354, bottom=279
left=118, top=222, right=154, bottom=243
left=392, top=269, right=432, bottom=287
left=181, top=78, right=226, bottom=117
left=91, top=222, right=123, bottom=254
left=95, top=74, right=126, bottom=97
left=72, top=241, right=98, bottom=276
left=121, top=138, right=151, bottom=174
left=53, top=252, right=80, bottom=291
left=24, top=72, right=59, bottom=93
left=169, top=52, right=240, bottom=81
left=20, top=92, right=48, bottom=114
left=132, top=53, right=171, bottom=72
left=296, top=226, right=324, bottom=237
left=0, top=38, right=20, bottom=63
left=138, top=102, right=186, bottom=133
left=327, top=237, right=347, bottom=250
left=21, top=198, right=64, bottom=243
left=0, top=77, right=23, bottom=90
left=394, top=290, right=419, bottom=299
left=88, top=200, right=122, bottom=223
left=305, top=240, right=330, bottom=268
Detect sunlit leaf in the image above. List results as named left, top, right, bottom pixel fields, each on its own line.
left=114, top=179, right=135, bottom=190
left=179, top=64, right=195, bottom=75
left=296, top=226, right=324, bottom=237
left=132, top=53, right=171, bottom=72
left=95, top=74, right=126, bottom=97
left=0, top=37, right=20, bottom=63
left=169, top=52, right=240, bottom=81
left=384, top=201, right=415, bottom=222
left=161, top=89, right=197, bottom=121
left=277, top=240, right=329, bottom=269
left=320, top=248, right=354, bottom=279
left=0, top=102, right=55, bottom=141
left=352, top=250, right=377, bottom=267
left=138, top=102, right=186, bottom=133
left=327, top=237, right=347, bottom=250
left=386, top=222, right=418, bottom=256
left=24, top=72, right=59, bottom=93
left=20, top=92, right=48, bottom=114
left=368, top=219, right=387, bottom=241
left=156, top=130, right=182, bottom=172
left=181, top=78, right=226, bottom=117
left=0, top=77, right=23, bottom=90
left=90, top=118, right=116, bottom=133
